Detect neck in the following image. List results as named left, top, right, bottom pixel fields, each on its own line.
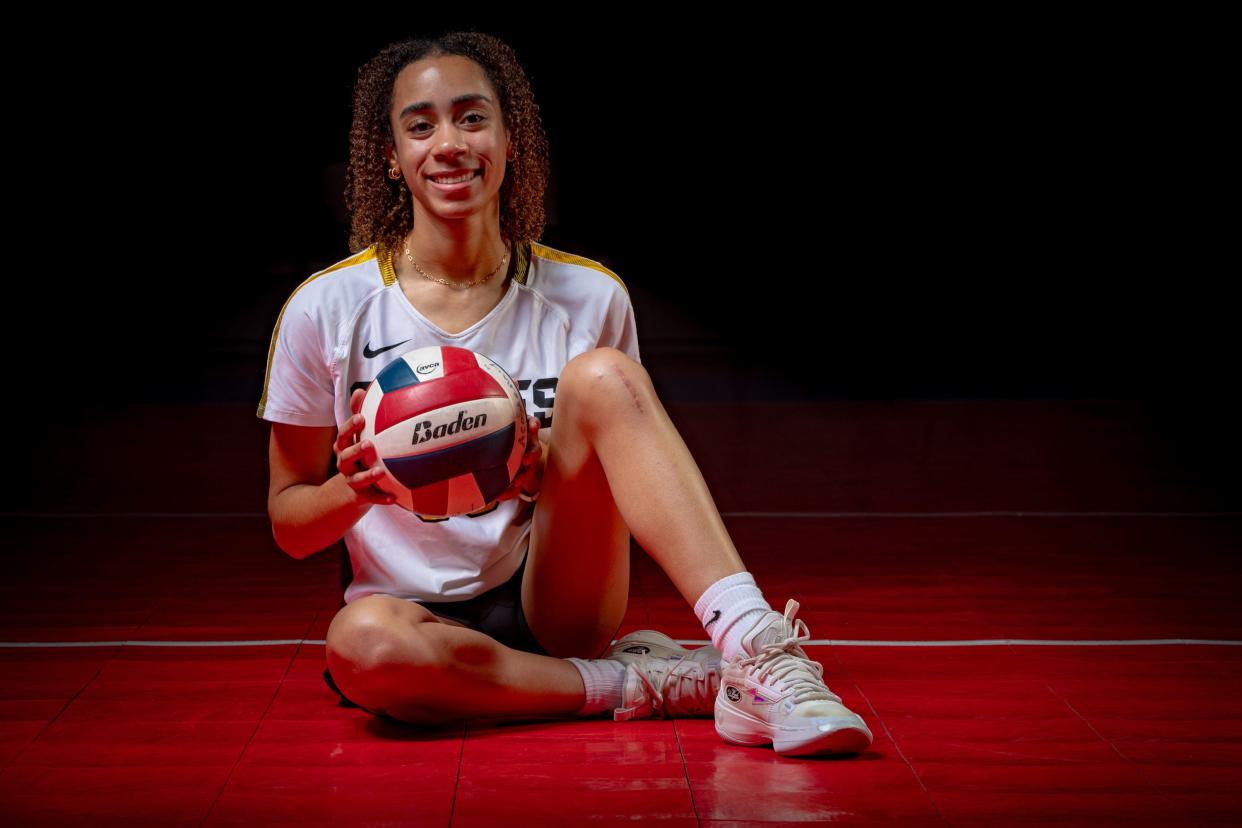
left=406, top=208, right=507, bottom=284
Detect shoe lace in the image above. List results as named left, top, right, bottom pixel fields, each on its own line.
left=633, top=652, right=721, bottom=718
left=738, top=605, right=841, bottom=705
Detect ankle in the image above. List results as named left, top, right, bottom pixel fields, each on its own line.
left=693, top=571, right=772, bottom=661
left=566, top=657, right=626, bottom=717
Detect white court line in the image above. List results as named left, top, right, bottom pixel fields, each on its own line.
left=2, top=511, right=1240, bottom=519
left=723, top=511, right=1242, bottom=518
left=2, top=638, right=1240, bottom=649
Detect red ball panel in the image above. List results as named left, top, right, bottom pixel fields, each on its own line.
left=408, top=479, right=451, bottom=517
left=373, top=368, right=507, bottom=434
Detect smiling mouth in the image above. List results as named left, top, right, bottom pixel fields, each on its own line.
left=428, top=170, right=482, bottom=185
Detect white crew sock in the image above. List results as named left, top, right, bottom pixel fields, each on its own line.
left=566, top=657, right=627, bottom=717
left=694, top=571, right=772, bottom=662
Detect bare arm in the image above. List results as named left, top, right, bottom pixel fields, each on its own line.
left=267, top=389, right=395, bottom=559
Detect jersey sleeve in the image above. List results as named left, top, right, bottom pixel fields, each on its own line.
left=599, top=282, right=641, bottom=364
left=257, top=287, right=338, bottom=427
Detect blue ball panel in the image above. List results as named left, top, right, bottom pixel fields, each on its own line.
left=377, top=357, right=420, bottom=393
left=473, top=464, right=515, bottom=504
left=384, top=423, right=516, bottom=490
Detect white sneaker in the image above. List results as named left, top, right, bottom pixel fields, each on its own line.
left=716, top=599, right=873, bottom=756
left=606, top=630, right=721, bottom=721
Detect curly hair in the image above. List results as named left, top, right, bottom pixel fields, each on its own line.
left=344, top=32, right=550, bottom=255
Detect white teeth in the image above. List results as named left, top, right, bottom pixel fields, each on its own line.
left=431, top=171, right=475, bottom=184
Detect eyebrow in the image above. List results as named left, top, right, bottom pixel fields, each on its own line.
left=398, top=94, right=492, bottom=119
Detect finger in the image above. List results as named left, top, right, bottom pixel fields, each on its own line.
left=346, top=467, right=395, bottom=503
left=347, top=466, right=385, bottom=487
left=336, top=439, right=359, bottom=469
left=368, top=488, right=397, bottom=505
left=522, top=439, right=542, bottom=461
left=496, top=467, right=530, bottom=503
left=368, top=479, right=397, bottom=505
left=513, top=461, right=536, bottom=484
left=338, top=439, right=377, bottom=474
left=358, top=487, right=396, bottom=506
left=512, top=466, right=540, bottom=498
left=350, top=438, right=379, bottom=468
left=350, top=387, right=368, bottom=416
left=511, top=455, right=535, bottom=481
left=335, top=414, right=365, bottom=453
left=523, top=422, right=542, bottom=453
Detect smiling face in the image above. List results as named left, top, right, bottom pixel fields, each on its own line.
left=385, top=55, right=512, bottom=227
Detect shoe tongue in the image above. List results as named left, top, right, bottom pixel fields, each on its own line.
left=745, top=612, right=791, bottom=656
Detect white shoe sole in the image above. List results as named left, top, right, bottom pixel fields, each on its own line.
left=715, top=696, right=873, bottom=757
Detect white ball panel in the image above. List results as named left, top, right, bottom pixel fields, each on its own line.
left=477, top=356, right=526, bottom=414
left=359, top=379, right=384, bottom=444
left=400, top=346, right=447, bottom=381
left=371, top=397, right=518, bottom=461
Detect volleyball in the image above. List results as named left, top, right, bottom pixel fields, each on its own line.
left=359, top=346, right=528, bottom=517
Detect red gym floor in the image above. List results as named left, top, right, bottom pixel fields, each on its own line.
left=2, top=400, right=1240, bottom=825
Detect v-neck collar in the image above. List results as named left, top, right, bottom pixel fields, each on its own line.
left=378, top=238, right=530, bottom=339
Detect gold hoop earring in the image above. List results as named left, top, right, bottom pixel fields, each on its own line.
left=388, top=167, right=401, bottom=180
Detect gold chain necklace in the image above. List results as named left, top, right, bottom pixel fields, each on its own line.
left=404, top=237, right=508, bottom=289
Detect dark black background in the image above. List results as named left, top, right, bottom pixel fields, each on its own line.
left=13, top=14, right=1233, bottom=412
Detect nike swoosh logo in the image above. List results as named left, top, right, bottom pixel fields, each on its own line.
left=363, top=339, right=410, bottom=359
left=705, top=609, right=721, bottom=628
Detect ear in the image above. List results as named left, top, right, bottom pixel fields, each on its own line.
left=505, top=130, right=515, bottom=161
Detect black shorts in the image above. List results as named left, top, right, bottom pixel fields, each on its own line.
left=411, top=552, right=549, bottom=656
left=323, top=553, right=549, bottom=712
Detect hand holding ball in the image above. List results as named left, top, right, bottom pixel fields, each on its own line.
left=358, top=346, right=528, bottom=517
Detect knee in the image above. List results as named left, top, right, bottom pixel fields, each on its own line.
left=325, top=596, right=441, bottom=704
left=326, top=596, right=403, bottom=669
left=559, top=347, right=655, bottom=425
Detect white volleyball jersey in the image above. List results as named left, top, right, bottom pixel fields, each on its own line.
left=258, top=239, right=640, bottom=603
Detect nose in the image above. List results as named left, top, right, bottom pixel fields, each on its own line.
left=434, top=126, right=468, bottom=160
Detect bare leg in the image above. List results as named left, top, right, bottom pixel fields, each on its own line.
left=327, top=348, right=747, bottom=725
left=524, top=347, right=747, bottom=656
left=326, top=595, right=585, bottom=726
